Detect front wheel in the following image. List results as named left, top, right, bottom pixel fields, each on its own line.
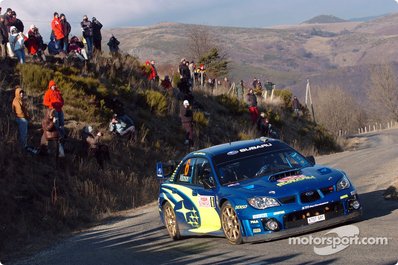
left=163, top=202, right=181, bottom=240
left=221, top=202, right=243, bottom=244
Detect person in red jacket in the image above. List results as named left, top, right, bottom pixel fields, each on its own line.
left=43, top=80, right=65, bottom=138
left=51, top=12, right=64, bottom=52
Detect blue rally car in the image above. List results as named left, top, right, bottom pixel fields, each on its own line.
left=157, top=138, right=361, bottom=244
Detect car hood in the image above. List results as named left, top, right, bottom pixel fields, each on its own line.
left=222, top=165, right=345, bottom=198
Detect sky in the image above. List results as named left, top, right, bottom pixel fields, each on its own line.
left=1, top=0, right=398, bottom=39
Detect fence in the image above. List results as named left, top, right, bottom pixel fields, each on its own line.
left=338, top=121, right=398, bottom=136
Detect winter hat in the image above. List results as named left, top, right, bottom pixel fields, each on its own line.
left=84, top=125, right=93, bottom=134
left=183, top=100, right=189, bottom=107
left=9, top=26, right=17, bottom=33
left=48, top=80, right=57, bottom=89
left=260, top=112, right=265, bottom=118
left=30, top=24, right=36, bottom=30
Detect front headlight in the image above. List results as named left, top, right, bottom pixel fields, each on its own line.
left=336, top=175, right=351, bottom=191
left=248, top=197, right=280, bottom=210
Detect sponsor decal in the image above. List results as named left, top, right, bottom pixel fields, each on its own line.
left=302, top=201, right=329, bottom=210
left=252, top=213, right=268, bottom=219
left=235, top=205, right=248, bottom=210
left=269, top=190, right=276, bottom=194
left=276, top=175, right=316, bottom=187
left=250, top=220, right=259, bottom=224
left=239, top=143, right=273, bottom=153
left=179, top=175, right=190, bottom=182
left=176, top=201, right=200, bottom=228
left=193, top=152, right=206, bottom=156
left=273, top=210, right=285, bottom=215
left=198, top=196, right=215, bottom=208
left=227, top=150, right=239, bottom=156
left=253, top=228, right=262, bottom=233
left=340, top=194, right=349, bottom=199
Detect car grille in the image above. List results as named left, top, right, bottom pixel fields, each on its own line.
left=300, top=190, right=321, bottom=203
left=320, top=186, right=334, bottom=196
left=283, top=202, right=344, bottom=229
left=279, top=195, right=296, bottom=204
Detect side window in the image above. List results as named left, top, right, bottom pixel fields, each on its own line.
left=192, top=158, right=214, bottom=186
left=176, top=158, right=195, bottom=183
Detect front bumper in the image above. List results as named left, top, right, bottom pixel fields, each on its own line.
left=244, top=209, right=361, bottom=243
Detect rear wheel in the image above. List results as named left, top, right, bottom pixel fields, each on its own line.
left=221, top=202, right=243, bottom=244
left=163, top=202, right=181, bottom=240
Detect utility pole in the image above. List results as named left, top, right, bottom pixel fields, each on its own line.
left=305, top=79, right=316, bottom=123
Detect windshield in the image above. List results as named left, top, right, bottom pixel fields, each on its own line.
left=216, top=149, right=311, bottom=186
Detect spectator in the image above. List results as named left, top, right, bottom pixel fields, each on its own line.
left=179, top=100, right=193, bottom=146
left=160, top=75, right=172, bottom=90
left=252, top=78, right=258, bottom=89
left=91, top=17, right=102, bottom=53
left=146, top=60, right=158, bottom=86
left=60, top=14, right=71, bottom=53
left=292, top=96, right=301, bottom=116
left=41, top=108, right=65, bottom=157
left=43, top=80, right=66, bottom=139
left=82, top=125, right=110, bottom=169
left=4, top=8, right=13, bottom=32
left=0, top=15, right=8, bottom=58
left=107, top=35, right=120, bottom=57
left=81, top=15, right=93, bottom=57
left=257, top=112, right=279, bottom=139
left=10, top=11, right=23, bottom=33
left=68, top=35, right=88, bottom=60
left=236, top=80, right=245, bottom=101
left=8, top=26, right=26, bottom=64
left=109, top=113, right=136, bottom=141
left=26, top=25, right=46, bottom=62
left=11, top=86, right=29, bottom=148
left=246, top=88, right=259, bottom=124
left=51, top=12, right=64, bottom=53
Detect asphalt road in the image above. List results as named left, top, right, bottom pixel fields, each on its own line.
left=10, top=129, right=398, bottom=265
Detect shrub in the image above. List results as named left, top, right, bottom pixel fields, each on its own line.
left=273, top=89, right=293, bottom=108
left=140, top=90, right=168, bottom=116
left=17, top=64, right=54, bottom=94
left=193, top=111, right=209, bottom=127
left=215, top=94, right=246, bottom=115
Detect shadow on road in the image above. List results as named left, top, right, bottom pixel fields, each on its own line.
left=359, top=189, right=398, bottom=221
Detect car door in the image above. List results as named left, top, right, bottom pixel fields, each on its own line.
left=162, top=157, right=221, bottom=235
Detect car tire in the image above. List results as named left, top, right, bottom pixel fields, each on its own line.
left=163, top=201, right=181, bottom=240
left=221, top=201, right=243, bottom=244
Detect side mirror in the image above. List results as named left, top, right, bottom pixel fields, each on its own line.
left=306, top=156, right=316, bottom=166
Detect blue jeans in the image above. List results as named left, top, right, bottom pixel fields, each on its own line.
left=16, top=117, right=28, bottom=147
left=85, top=36, right=93, bottom=57
left=14, top=49, right=25, bottom=64
left=55, top=39, right=62, bottom=52
left=63, top=37, right=69, bottom=52
left=54, top=110, right=65, bottom=138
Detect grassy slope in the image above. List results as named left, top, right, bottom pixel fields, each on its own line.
left=0, top=57, right=338, bottom=260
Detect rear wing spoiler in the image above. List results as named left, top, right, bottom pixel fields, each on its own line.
left=156, top=160, right=179, bottom=179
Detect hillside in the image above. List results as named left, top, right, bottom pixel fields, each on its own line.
left=0, top=57, right=338, bottom=260
left=302, top=15, right=347, bottom=24
left=104, top=12, right=398, bottom=102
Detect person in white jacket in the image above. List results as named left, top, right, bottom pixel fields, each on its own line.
left=9, top=26, right=26, bottom=63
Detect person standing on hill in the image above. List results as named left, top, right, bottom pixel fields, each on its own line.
left=91, top=17, right=102, bottom=54
left=246, top=88, right=259, bottom=124
left=0, top=15, right=8, bottom=58
left=43, top=80, right=65, bottom=139
left=107, top=35, right=120, bottom=57
left=12, top=86, right=30, bottom=148
left=60, top=14, right=71, bottom=53
left=51, top=12, right=64, bottom=52
left=9, top=26, right=26, bottom=64
left=236, top=80, right=245, bottom=101
left=179, top=100, right=193, bottom=146
left=81, top=15, right=93, bottom=57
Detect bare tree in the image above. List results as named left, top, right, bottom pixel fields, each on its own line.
left=185, top=25, right=215, bottom=61
left=368, top=64, right=398, bottom=121
left=313, top=85, right=366, bottom=135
